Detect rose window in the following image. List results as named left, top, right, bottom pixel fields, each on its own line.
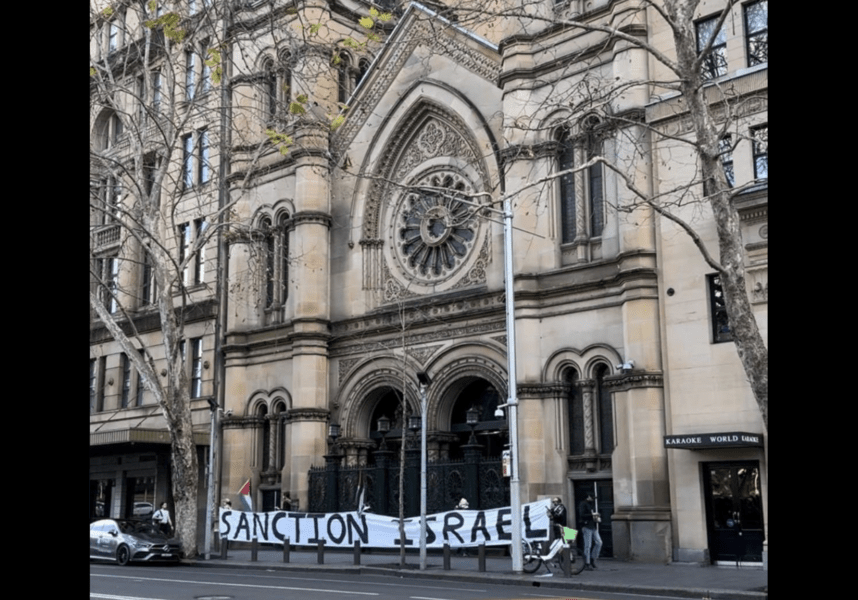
left=396, top=172, right=477, bottom=280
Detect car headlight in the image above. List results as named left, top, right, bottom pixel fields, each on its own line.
left=129, top=538, right=152, bottom=550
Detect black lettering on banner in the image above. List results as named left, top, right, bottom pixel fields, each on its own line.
left=253, top=513, right=270, bottom=541
left=289, top=513, right=304, bottom=543
left=271, top=512, right=287, bottom=541
left=327, top=514, right=346, bottom=544
left=235, top=512, right=251, bottom=541
left=308, top=513, right=324, bottom=544
left=346, top=513, right=369, bottom=545
left=394, top=518, right=415, bottom=546
left=425, top=515, right=437, bottom=545
left=523, top=504, right=547, bottom=539
left=470, top=511, right=491, bottom=543
left=443, top=512, right=465, bottom=544
left=495, top=508, right=512, bottom=541
left=220, top=510, right=232, bottom=537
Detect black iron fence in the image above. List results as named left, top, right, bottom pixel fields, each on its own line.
left=308, top=445, right=510, bottom=517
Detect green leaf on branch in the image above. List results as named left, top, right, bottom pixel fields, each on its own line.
left=265, top=129, right=294, bottom=155
left=330, top=114, right=346, bottom=131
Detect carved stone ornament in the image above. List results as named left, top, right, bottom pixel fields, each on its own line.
left=391, top=170, right=479, bottom=285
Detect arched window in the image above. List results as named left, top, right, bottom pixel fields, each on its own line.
left=565, top=368, right=584, bottom=455
left=357, top=58, right=371, bottom=90
left=556, top=117, right=606, bottom=246
left=337, top=53, right=351, bottom=104
left=557, top=128, right=576, bottom=244
left=95, top=111, right=123, bottom=151
left=261, top=56, right=291, bottom=124
left=259, top=213, right=289, bottom=322
left=585, top=121, right=605, bottom=238
left=593, top=363, right=614, bottom=453
left=565, top=362, right=614, bottom=458
left=262, top=58, right=277, bottom=122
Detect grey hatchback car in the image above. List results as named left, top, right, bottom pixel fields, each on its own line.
left=90, top=519, right=182, bottom=565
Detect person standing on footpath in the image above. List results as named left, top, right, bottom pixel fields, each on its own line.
left=153, top=502, right=173, bottom=537
left=578, top=491, right=602, bottom=569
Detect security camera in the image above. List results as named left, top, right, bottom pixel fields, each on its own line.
left=494, top=407, right=505, bottom=419
left=616, top=359, right=635, bottom=371
left=225, top=409, right=233, bottom=417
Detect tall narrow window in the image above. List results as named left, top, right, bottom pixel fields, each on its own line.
left=179, top=222, right=191, bottom=286
left=566, top=369, right=584, bottom=455
left=120, top=353, right=131, bottom=408
left=336, top=53, right=351, bottom=104
left=108, top=18, right=120, bottom=52
left=190, top=338, right=203, bottom=398
left=751, top=125, right=768, bottom=181
left=99, top=177, right=122, bottom=225
left=261, top=215, right=289, bottom=316
left=708, top=273, right=732, bottom=343
left=152, top=70, right=162, bottom=113
left=201, top=45, right=212, bottom=95
left=194, top=219, right=207, bottom=284
left=97, top=255, right=120, bottom=313
left=198, top=130, right=210, bottom=184
left=140, top=246, right=155, bottom=306
left=557, top=130, right=577, bottom=244
left=263, top=59, right=277, bottom=122
left=135, top=350, right=147, bottom=407
left=697, top=15, right=727, bottom=80
left=719, top=135, right=735, bottom=187
left=744, top=1, right=768, bottom=67
left=587, top=133, right=604, bottom=238
left=186, top=51, right=196, bottom=101
left=594, top=364, right=614, bottom=453
left=97, top=356, right=107, bottom=412
left=90, top=359, right=98, bottom=414
left=182, top=134, right=194, bottom=189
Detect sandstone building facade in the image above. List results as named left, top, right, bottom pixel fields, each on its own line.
left=91, top=0, right=767, bottom=565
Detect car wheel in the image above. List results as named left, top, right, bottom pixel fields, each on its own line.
left=116, top=545, right=131, bottom=566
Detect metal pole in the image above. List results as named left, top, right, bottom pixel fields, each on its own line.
left=419, top=383, right=428, bottom=570
left=503, top=193, right=523, bottom=573
left=204, top=406, right=216, bottom=559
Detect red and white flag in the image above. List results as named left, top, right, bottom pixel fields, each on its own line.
left=238, top=479, right=252, bottom=511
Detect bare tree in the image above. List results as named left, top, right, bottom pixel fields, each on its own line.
left=89, top=0, right=264, bottom=556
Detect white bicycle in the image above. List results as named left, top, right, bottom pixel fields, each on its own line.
left=521, top=537, right=586, bottom=575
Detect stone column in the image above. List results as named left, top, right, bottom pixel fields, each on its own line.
left=286, top=407, right=330, bottom=511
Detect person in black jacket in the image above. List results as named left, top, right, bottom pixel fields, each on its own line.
left=577, top=492, right=602, bottom=569
left=548, top=497, right=567, bottom=541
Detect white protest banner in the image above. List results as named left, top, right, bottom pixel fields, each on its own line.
left=220, top=498, right=552, bottom=548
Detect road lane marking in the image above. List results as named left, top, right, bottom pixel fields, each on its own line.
left=118, top=568, right=488, bottom=593
left=91, top=595, right=170, bottom=600
left=90, top=574, right=378, bottom=595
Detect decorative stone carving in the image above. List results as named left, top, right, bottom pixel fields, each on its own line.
left=405, top=344, right=442, bottom=365
left=748, top=268, right=768, bottom=304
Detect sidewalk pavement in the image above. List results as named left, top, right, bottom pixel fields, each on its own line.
left=187, top=545, right=768, bottom=600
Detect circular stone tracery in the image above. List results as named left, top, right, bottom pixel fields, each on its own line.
left=396, top=172, right=477, bottom=281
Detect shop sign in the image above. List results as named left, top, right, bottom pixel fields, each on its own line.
left=663, top=431, right=763, bottom=449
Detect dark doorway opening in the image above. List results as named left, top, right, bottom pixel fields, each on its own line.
left=703, top=461, right=764, bottom=564
left=573, top=479, right=614, bottom=558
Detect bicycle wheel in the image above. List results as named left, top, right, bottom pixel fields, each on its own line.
left=569, top=545, right=586, bottom=575
left=521, top=540, right=542, bottom=573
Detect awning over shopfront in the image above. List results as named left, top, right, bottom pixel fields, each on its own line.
left=90, top=428, right=210, bottom=447
left=663, top=431, right=763, bottom=450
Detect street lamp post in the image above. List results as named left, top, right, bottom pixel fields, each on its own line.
left=416, top=371, right=431, bottom=570
left=502, top=193, right=523, bottom=574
